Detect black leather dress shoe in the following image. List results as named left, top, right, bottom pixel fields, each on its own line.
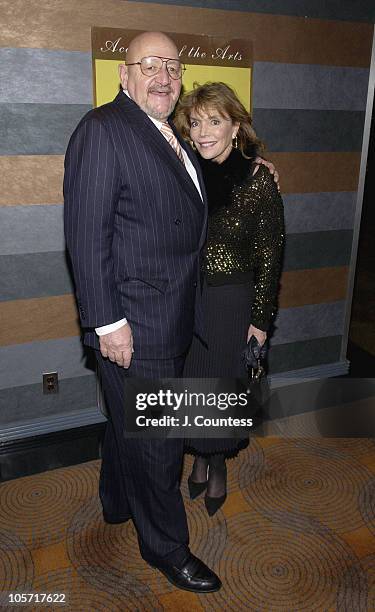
left=102, top=512, right=131, bottom=525
left=148, top=553, right=221, bottom=593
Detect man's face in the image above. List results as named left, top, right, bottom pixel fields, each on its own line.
left=119, top=33, right=182, bottom=121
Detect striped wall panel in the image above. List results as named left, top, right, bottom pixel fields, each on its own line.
left=0, top=103, right=91, bottom=156
left=0, top=105, right=366, bottom=155
left=0, top=295, right=348, bottom=351
left=0, top=49, right=93, bottom=104
left=0, top=0, right=373, bottom=428
left=0, top=193, right=357, bottom=255
left=252, top=63, right=370, bottom=110
left=1, top=49, right=370, bottom=108
left=0, top=152, right=362, bottom=206
left=0, top=2, right=372, bottom=66
left=128, top=1, right=375, bottom=23
left=0, top=234, right=353, bottom=303
left=0, top=156, right=64, bottom=206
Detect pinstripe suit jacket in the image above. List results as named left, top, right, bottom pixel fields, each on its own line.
left=64, top=91, right=207, bottom=359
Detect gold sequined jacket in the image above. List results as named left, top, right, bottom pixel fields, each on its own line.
left=201, top=155, right=285, bottom=332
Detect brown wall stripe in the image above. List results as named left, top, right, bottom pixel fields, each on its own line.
left=269, top=153, right=361, bottom=194
left=279, top=266, right=349, bottom=309
left=0, top=156, right=64, bottom=206
left=0, top=295, right=80, bottom=346
left=0, top=1, right=372, bottom=67
left=0, top=267, right=348, bottom=347
left=0, top=152, right=361, bottom=207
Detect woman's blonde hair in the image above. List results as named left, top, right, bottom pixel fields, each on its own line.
left=174, top=81, right=264, bottom=157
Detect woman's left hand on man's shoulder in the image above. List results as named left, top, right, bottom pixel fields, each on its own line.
left=254, top=156, right=280, bottom=192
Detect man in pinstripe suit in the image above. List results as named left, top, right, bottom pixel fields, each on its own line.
left=64, top=31, right=221, bottom=592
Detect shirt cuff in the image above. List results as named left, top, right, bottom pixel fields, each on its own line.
left=95, top=318, right=128, bottom=336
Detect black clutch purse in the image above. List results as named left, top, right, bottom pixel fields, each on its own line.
left=242, top=336, right=270, bottom=413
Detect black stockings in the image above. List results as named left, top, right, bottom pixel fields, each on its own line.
left=191, top=454, right=227, bottom=498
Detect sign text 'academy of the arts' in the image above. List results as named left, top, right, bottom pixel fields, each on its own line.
left=100, top=37, right=243, bottom=62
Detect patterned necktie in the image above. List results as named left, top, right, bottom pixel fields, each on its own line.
left=160, top=122, right=185, bottom=165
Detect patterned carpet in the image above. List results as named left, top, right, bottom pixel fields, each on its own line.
left=1, top=437, right=375, bottom=611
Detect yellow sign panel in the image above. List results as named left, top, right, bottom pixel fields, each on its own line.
left=182, top=65, right=251, bottom=111
left=94, top=60, right=251, bottom=111
left=92, top=29, right=253, bottom=112
left=94, top=60, right=121, bottom=107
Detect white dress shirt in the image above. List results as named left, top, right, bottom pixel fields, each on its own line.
left=95, top=90, right=202, bottom=337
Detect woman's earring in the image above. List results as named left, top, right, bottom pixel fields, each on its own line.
left=190, top=140, right=196, bottom=151
left=233, top=135, right=238, bottom=149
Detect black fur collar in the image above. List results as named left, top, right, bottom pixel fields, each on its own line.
left=198, top=146, right=256, bottom=213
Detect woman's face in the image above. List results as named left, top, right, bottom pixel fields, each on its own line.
left=189, top=107, right=239, bottom=164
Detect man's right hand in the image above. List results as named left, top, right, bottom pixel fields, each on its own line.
left=99, top=324, right=133, bottom=368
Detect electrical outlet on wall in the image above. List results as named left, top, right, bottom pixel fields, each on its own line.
left=43, top=372, right=59, bottom=394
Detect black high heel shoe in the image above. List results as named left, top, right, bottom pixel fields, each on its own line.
left=188, top=456, right=208, bottom=500
left=204, top=491, right=227, bottom=517
left=188, top=476, right=208, bottom=500
left=204, top=460, right=227, bottom=516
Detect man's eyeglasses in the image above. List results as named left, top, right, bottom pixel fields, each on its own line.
left=125, top=56, right=186, bottom=80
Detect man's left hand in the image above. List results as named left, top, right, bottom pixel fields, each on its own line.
left=99, top=324, right=134, bottom=368
left=255, top=156, right=280, bottom=191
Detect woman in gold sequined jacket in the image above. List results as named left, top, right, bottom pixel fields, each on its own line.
left=175, top=82, right=285, bottom=516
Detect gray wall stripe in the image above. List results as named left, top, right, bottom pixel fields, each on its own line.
left=269, top=335, right=342, bottom=374
left=1, top=104, right=365, bottom=156
left=0, top=194, right=356, bottom=258
left=272, top=301, right=345, bottom=345
left=0, top=48, right=369, bottom=111
left=0, top=252, right=74, bottom=301
left=0, top=103, right=91, bottom=155
left=0, top=337, right=95, bottom=389
left=252, top=63, right=369, bottom=111
left=0, top=48, right=93, bottom=105
left=253, top=108, right=365, bottom=152
left=0, top=333, right=342, bottom=389
left=127, top=0, right=375, bottom=22
left=0, top=205, right=65, bottom=255
left=0, top=48, right=369, bottom=112
left=0, top=231, right=352, bottom=301
left=283, top=230, right=352, bottom=270
left=283, top=192, right=357, bottom=233
left=0, top=375, right=96, bottom=426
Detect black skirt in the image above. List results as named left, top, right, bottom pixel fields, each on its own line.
left=184, top=281, right=254, bottom=457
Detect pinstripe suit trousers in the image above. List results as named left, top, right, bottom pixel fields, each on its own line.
left=97, top=352, right=189, bottom=566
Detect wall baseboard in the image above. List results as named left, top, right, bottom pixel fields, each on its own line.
left=1, top=406, right=106, bottom=443
left=270, top=359, right=350, bottom=386
left=0, top=421, right=105, bottom=482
